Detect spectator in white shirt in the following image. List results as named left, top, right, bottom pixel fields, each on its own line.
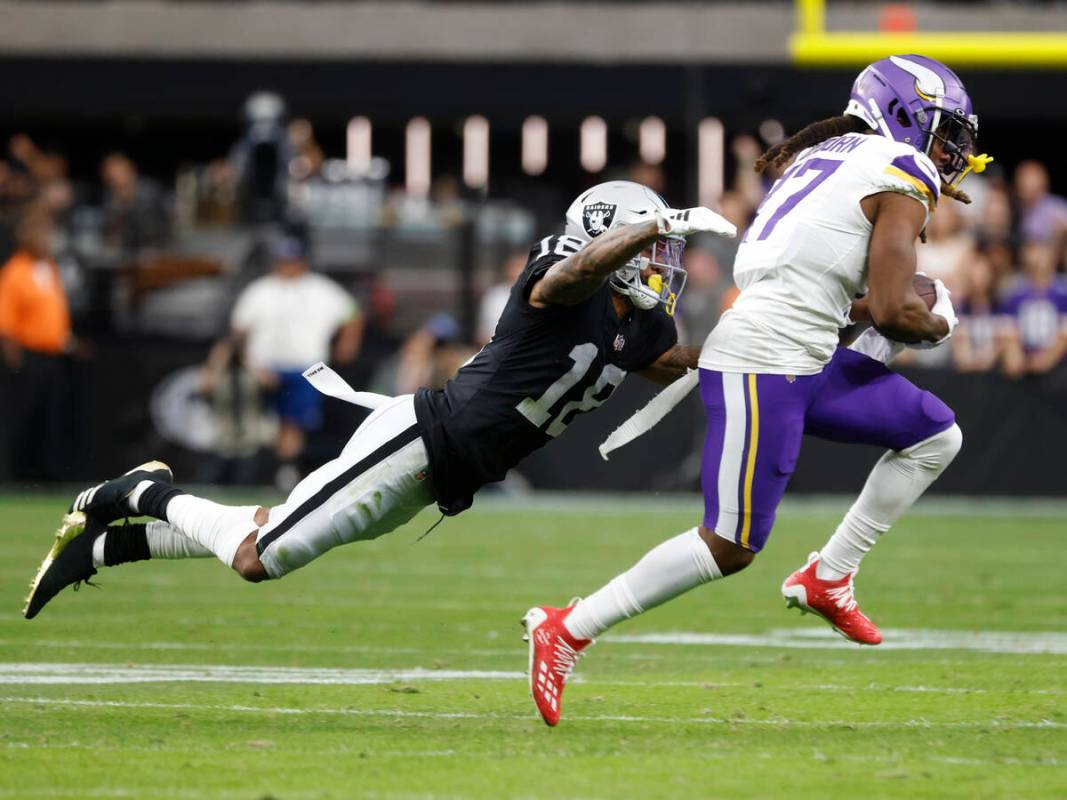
left=204, top=231, right=362, bottom=485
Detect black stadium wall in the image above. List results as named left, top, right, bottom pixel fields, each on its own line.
left=3, top=341, right=1064, bottom=496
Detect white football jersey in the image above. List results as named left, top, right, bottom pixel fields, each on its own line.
left=700, top=132, right=940, bottom=375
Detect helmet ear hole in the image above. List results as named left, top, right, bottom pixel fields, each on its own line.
left=896, top=107, right=912, bottom=128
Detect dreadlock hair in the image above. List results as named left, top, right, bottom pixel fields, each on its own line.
left=754, top=114, right=973, bottom=205
left=940, top=182, right=971, bottom=204
left=754, top=115, right=868, bottom=174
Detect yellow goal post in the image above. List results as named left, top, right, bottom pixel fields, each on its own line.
left=790, top=0, right=1067, bottom=68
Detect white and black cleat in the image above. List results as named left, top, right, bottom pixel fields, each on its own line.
left=69, top=460, right=172, bottom=523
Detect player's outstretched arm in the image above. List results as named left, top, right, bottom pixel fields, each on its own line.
left=531, top=208, right=736, bottom=308
left=530, top=220, right=660, bottom=307
left=863, top=192, right=950, bottom=345
left=637, top=344, right=701, bottom=385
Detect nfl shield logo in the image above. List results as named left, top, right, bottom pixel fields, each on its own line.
left=582, top=202, right=617, bottom=237
left=613, top=333, right=626, bottom=352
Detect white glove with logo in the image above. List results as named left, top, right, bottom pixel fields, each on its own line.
left=656, top=207, right=737, bottom=239
left=911, top=278, right=959, bottom=349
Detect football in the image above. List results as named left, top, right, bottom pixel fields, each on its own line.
left=913, top=273, right=938, bottom=310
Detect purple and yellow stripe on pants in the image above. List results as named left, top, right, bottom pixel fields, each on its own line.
left=712, top=373, right=762, bottom=548
left=698, top=369, right=802, bottom=554
left=698, top=350, right=957, bottom=554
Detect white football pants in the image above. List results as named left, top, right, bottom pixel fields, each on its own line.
left=255, top=394, right=435, bottom=578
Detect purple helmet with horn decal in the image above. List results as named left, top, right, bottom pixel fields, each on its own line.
left=845, top=54, right=982, bottom=188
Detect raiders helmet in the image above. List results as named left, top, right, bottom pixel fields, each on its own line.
left=563, top=181, right=686, bottom=314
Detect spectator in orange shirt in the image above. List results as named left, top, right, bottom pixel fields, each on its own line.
left=0, top=210, right=74, bottom=480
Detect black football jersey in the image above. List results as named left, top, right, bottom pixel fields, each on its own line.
left=413, top=233, right=678, bottom=515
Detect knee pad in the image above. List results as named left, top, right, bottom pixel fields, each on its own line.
left=902, top=423, right=962, bottom=473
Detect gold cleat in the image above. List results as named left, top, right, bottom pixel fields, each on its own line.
left=23, top=512, right=89, bottom=619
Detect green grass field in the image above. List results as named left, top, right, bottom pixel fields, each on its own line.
left=1, top=492, right=1064, bottom=799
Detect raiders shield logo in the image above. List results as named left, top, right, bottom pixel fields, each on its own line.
left=582, top=202, right=617, bottom=237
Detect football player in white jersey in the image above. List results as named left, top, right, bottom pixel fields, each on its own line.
left=525, top=54, right=992, bottom=725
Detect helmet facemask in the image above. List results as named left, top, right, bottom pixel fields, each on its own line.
left=923, top=109, right=990, bottom=190
left=609, top=236, right=687, bottom=315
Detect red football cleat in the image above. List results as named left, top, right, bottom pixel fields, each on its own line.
left=521, top=604, right=593, bottom=726
left=782, top=552, right=883, bottom=645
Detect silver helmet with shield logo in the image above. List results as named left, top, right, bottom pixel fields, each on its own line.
left=563, top=181, right=686, bottom=314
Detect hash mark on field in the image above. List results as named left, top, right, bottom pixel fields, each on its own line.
left=1, top=696, right=1062, bottom=730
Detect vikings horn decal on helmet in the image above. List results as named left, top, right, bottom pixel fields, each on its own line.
left=844, top=54, right=991, bottom=190
left=563, top=181, right=687, bottom=314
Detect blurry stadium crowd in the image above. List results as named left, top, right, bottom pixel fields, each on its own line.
left=1, top=123, right=1066, bottom=483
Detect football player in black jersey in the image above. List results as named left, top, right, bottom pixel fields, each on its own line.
left=24, top=181, right=736, bottom=619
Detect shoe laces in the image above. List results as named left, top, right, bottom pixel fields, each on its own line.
left=551, top=636, right=584, bottom=681
left=825, top=579, right=857, bottom=613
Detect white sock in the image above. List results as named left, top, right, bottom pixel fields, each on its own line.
left=91, top=536, right=107, bottom=568
left=164, top=496, right=260, bottom=568
left=91, top=521, right=215, bottom=568
left=564, top=528, right=722, bottom=640
left=818, top=424, right=963, bottom=580
left=146, top=521, right=213, bottom=559
left=128, top=480, right=155, bottom=514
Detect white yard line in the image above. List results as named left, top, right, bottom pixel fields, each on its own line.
left=0, top=663, right=522, bottom=686
left=0, top=638, right=508, bottom=656
left=1, top=695, right=1061, bottom=730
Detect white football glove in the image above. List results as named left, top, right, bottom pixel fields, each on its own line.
left=911, top=278, right=959, bottom=350
left=656, top=207, right=737, bottom=239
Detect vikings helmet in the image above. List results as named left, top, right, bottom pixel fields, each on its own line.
left=844, top=54, right=990, bottom=189
left=563, top=181, right=686, bottom=314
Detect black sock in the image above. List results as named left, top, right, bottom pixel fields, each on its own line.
left=138, top=484, right=185, bottom=521
left=103, top=523, right=151, bottom=566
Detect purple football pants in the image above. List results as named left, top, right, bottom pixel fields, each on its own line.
left=699, top=347, right=955, bottom=553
